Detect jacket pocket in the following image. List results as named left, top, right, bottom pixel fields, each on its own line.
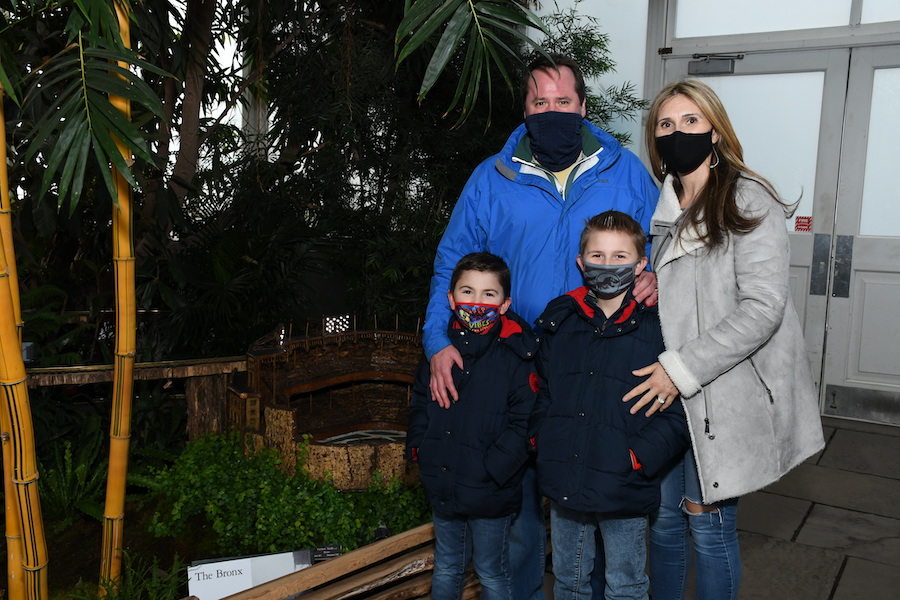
left=748, top=358, right=774, bottom=404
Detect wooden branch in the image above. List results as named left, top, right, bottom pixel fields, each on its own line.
left=223, top=523, right=435, bottom=600
left=26, top=357, right=247, bottom=387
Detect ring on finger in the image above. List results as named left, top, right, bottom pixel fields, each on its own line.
left=657, top=396, right=666, bottom=405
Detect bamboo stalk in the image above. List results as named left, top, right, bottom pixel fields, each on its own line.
left=0, top=80, right=38, bottom=600
left=99, top=3, right=136, bottom=588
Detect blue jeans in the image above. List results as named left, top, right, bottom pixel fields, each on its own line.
left=509, top=463, right=547, bottom=599
left=550, top=503, right=649, bottom=600
left=649, top=451, right=741, bottom=600
left=431, top=510, right=513, bottom=600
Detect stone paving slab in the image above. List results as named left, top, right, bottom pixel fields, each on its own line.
left=819, top=428, right=900, bottom=480
left=729, top=531, right=841, bottom=600
left=738, top=491, right=812, bottom=541
left=832, top=557, right=900, bottom=600
left=796, top=504, right=900, bottom=566
left=822, top=416, right=900, bottom=438
left=764, top=463, right=900, bottom=520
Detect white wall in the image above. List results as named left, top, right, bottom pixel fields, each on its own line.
left=538, top=0, right=650, bottom=148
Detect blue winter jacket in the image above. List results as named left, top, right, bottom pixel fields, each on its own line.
left=532, top=287, right=690, bottom=516
left=423, top=120, right=659, bottom=359
left=407, top=311, right=538, bottom=518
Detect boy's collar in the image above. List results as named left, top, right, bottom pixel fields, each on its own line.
left=568, top=286, right=637, bottom=323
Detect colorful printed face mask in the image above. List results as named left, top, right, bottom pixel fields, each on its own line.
left=581, top=261, right=638, bottom=299
left=454, top=303, right=501, bottom=334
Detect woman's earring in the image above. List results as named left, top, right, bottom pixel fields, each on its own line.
left=660, top=161, right=667, bottom=176
left=709, top=146, right=720, bottom=169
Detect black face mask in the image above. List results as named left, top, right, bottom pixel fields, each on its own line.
left=525, top=111, right=584, bottom=171
left=655, top=130, right=714, bottom=174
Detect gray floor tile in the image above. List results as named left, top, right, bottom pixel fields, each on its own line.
left=763, top=463, right=900, bottom=520
left=796, top=504, right=900, bottom=566
left=735, top=531, right=843, bottom=600
left=819, top=429, right=900, bottom=480
left=832, top=557, right=900, bottom=600
left=822, top=416, right=900, bottom=438
left=737, top=491, right=812, bottom=541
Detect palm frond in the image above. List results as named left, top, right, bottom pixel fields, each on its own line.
left=395, top=0, right=550, bottom=124
left=21, top=31, right=170, bottom=211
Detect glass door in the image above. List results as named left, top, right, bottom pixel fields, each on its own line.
left=819, top=45, right=900, bottom=423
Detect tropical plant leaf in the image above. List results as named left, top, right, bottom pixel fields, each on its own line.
left=21, top=29, right=169, bottom=210
left=395, top=0, right=462, bottom=66
left=418, top=3, right=472, bottom=101
left=395, top=0, right=550, bottom=124
left=394, top=0, right=451, bottom=47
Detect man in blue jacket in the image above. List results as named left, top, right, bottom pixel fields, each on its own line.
left=423, top=53, right=659, bottom=599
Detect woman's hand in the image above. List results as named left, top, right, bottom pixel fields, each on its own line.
left=623, top=362, right=679, bottom=416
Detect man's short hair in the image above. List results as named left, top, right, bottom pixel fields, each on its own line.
left=520, top=53, right=587, bottom=106
left=579, top=211, right=647, bottom=258
left=450, top=252, right=512, bottom=299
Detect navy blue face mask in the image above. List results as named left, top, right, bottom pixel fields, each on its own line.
left=525, top=111, right=584, bottom=171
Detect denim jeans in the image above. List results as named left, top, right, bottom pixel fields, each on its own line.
left=509, top=463, right=547, bottom=599
left=649, top=451, right=741, bottom=600
left=431, top=510, right=513, bottom=600
left=550, top=502, right=649, bottom=600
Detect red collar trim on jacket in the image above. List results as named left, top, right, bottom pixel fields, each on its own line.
left=566, top=287, right=595, bottom=318
left=615, top=299, right=637, bottom=324
left=565, top=286, right=637, bottom=323
left=499, top=315, right=523, bottom=338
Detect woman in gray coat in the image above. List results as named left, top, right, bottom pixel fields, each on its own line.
left=623, top=80, right=825, bottom=600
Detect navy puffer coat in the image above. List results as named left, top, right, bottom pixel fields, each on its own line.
left=407, top=310, right=538, bottom=518
left=532, top=287, right=689, bottom=516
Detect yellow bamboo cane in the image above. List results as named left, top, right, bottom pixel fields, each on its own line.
left=99, top=2, right=136, bottom=589
left=1, top=80, right=30, bottom=600
left=1, top=81, right=47, bottom=599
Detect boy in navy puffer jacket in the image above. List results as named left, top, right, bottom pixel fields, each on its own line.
left=407, top=252, right=539, bottom=600
left=531, top=211, right=689, bottom=600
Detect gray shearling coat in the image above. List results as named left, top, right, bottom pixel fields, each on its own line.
left=650, top=174, right=825, bottom=504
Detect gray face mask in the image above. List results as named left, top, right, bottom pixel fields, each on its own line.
left=581, top=260, right=638, bottom=299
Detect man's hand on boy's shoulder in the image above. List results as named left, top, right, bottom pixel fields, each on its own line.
left=633, top=270, right=658, bottom=306
left=430, top=345, right=463, bottom=409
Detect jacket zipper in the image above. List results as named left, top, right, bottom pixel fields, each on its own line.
left=749, top=358, right=775, bottom=404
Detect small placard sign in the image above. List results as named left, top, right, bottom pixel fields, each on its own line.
left=188, top=550, right=313, bottom=600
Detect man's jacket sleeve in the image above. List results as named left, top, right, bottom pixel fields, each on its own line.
left=422, top=169, right=490, bottom=359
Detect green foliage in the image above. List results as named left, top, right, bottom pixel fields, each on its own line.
left=147, top=433, right=430, bottom=556
left=135, top=154, right=325, bottom=357
left=63, top=552, right=185, bottom=600
left=395, top=0, right=550, bottom=124
left=130, top=381, right=187, bottom=458
left=38, top=419, right=108, bottom=531
left=6, top=0, right=170, bottom=209
left=32, top=381, right=184, bottom=528
left=7, top=0, right=642, bottom=364
left=21, top=284, right=97, bottom=366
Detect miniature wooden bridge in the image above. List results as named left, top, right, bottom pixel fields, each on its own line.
left=226, top=325, right=423, bottom=489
